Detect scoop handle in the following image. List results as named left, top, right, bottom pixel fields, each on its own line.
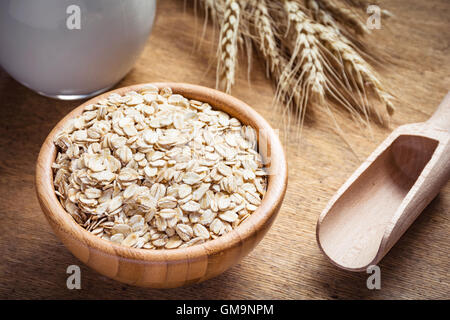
left=427, top=92, right=450, bottom=130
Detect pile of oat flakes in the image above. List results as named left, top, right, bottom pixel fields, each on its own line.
left=52, top=85, right=267, bottom=250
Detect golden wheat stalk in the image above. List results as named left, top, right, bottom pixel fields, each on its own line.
left=284, top=0, right=392, bottom=125
left=254, top=1, right=284, bottom=79
left=318, top=0, right=368, bottom=34
left=253, top=0, right=304, bottom=134
left=253, top=1, right=296, bottom=101
left=217, top=0, right=240, bottom=93
left=282, top=0, right=328, bottom=129
left=194, top=0, right=394, bottom=130
left=315, top=23, right=394, bottom=120
left=306, top=0, right=341, bottom=32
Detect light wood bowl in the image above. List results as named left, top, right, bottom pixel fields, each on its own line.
left=35, top=83, right=288, bottom=288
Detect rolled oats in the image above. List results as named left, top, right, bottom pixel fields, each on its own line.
left=52, top=87, right=267, bottom=250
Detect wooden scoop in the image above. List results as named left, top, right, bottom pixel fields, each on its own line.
left=317, top=93, right=450, bottom=271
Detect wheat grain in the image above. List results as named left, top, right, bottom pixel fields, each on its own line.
left=306, top=0, right=341, bottom=32
left=252, top=0, right=304, bottom=139
left=254, top=0, right=281, bottom=76
left=194, top=0, right=394, bottom=131
left=284, top=0, right=392, bottom=127
left=319, top=0, right=368, bottom=34
left=284, top=1, right=326, bottom=107
left=316, top=23, right=394, bottom=120
left=253, top=0, right=298, bottom=102
left=253, top=1, right=292, bottom=128
left=217, top=0, right=240, bottom=93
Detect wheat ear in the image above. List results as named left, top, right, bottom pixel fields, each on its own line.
left=318, top=0, right=368, bottom=34
left=253, top=1, right=302, bottom=126
left=306, top=0, right=341, bottom=32
left=316, top=23, right=394, bottom=121
left=254, top=0, right=281, bottom=76
left=284, top=1, right=326, bottom=107
left=217, top=0, right=240, bottom=93
left=283, top=1, right=367, bottom=143
left=253, top=1, right=291, bottom=90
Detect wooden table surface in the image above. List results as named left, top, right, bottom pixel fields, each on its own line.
left=0, top=0, right=449, bottom=299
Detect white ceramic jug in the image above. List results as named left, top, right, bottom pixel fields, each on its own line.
left=0, top=0, right=156, bottom=100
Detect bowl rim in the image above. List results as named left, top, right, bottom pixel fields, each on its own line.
left=35, top=82, right=288, bottom=263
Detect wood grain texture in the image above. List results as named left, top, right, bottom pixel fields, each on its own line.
left=0, top=0, right=449, bottom=299
left=35, top=83, right=287, bottom=288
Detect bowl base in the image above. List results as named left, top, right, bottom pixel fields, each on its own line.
left=36, top=85, right=115, bottom=101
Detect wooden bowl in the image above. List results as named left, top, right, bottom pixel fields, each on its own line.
left=35, top=83, right=288, bottom=288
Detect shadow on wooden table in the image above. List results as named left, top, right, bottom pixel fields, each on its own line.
left=0, top=71, right=82, bottom=148
left=308, top=195, right=444, bottom=300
